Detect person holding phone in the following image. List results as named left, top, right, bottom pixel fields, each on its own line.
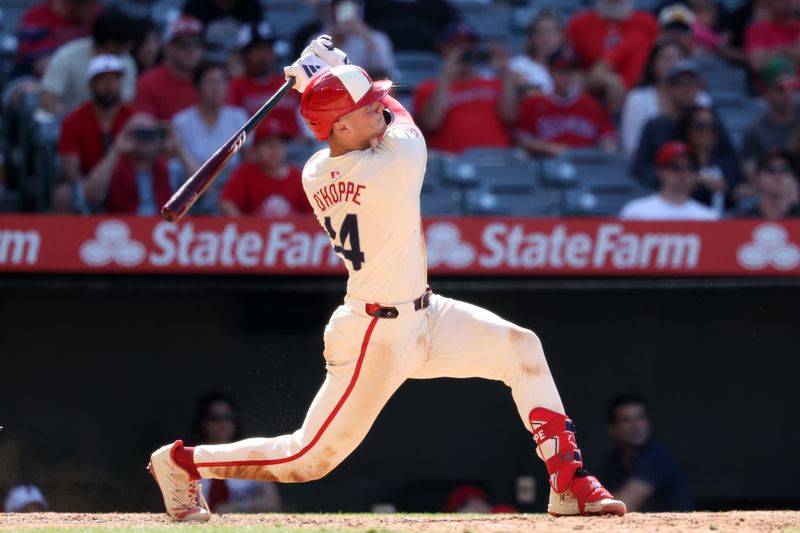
left=83, top=113, right=197, bottom=214
left=328, top=0, right=395, bottom=79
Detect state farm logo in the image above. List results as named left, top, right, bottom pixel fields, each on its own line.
left=80, top=220, right=145, bottom=267
left=426, top=222, right=476, bottom=268
left=737, top=224, right=800, bottom=270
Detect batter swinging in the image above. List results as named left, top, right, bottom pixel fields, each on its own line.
left=149, top=36, right=626, bottom=521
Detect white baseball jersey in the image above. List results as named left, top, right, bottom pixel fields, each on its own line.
left=302, top=97, right=428, bottom=304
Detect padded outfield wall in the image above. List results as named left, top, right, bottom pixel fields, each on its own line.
left=0, top=274, right=797, bottom=512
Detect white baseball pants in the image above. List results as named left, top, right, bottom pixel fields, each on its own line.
left=193, top=292, right=564, bottom=482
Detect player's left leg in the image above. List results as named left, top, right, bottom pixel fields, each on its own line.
left=411, top=294, right=625, bottom=517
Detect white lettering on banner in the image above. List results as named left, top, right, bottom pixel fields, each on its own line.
left=480, top=223, right=701, bottom=270
left=150, top=222, right=338, bottom=268
left=0, top=230, right=40, bottom=265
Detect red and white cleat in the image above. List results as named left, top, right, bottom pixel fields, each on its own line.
left=148, top=440, right=210, bottom=522
left=548, top=474, right=626, bottom=517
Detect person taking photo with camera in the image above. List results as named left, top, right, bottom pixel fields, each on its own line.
left=84, top=112, right=198, bottom=214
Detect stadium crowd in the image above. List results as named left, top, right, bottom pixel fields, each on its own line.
left=0, top=0, right=799, bottom=220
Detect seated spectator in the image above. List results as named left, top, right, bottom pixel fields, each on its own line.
left=742, top=56, right=800, bottom=178
left=601, top=394, right=693, bottom=512
left=567, top=0, right=658, bottom=111
left=631, top=59, right=711, bottom=185
left=15, top=0, right=99, bottom=68
left=54, top=55, right=134, bottom=213
left=508, top=11, right=564, bottom=95
left=327, top=0, right=395, bottom=79
left=745, top=0, right=800, bottom=87
left=183, top=0, right=263, bottom=60
left=621, top=39, right=687, bottom=157
left=674, top=105, right=743, bottom=213
left=621, top=141, right=719, bottom=219
left=84, top=113, right=197, bottom=214
left=362, top=0, right=460, bottom=52
left=227, top=22, right=302, bottom=140
left=131, top=17, right=162, bottom=76
left=512, top=47, right=617, bottom=158
left=135, top=16, right=204, bottom=121
left=40, top=8, right=137, bottom=115
left=173, top=60, right=249, bottom=213
left=413, top=23, right=512, bottom=154
left=220, top=120, right=311, bottom=216
left=3, top=485, right=49, bottom=513
left=189, top=392, right=282, bottom=513
left=736, top=148, right=800, bottom=218
left=657, top=4, right=696, bottom=55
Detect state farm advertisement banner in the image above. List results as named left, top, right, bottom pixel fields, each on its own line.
left=1, top=215, right=799, bottom=276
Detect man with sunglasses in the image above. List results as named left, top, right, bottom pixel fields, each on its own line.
left=737, top=148, right=800, bottom=219
left=742, top=57, right=800, bottom=179
left=621, top=140, right=719, bottom=220
left=135, top=16, right=204, bottom=121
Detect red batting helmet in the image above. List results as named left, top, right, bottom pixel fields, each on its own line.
left=300, top=65, right=392, bottom=141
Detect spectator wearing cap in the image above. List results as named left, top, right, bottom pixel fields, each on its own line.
left=173, top=60, right=249, bottom=213
left=566, top=0, right=658, bottom=111
left=412, top=23, right=513, bottom=154
left=631, top=59, right=712, bottom=185
left=736, top=148, right=800, bottom=218
left=673, top=104, right=743, bottom=213
left=742, top=57, right=800, bottom=178
left=15, top=0, right=100, bottom=68
left=621, top=40, right=687, bottom=157
left=226, top=22, right=302, bottom=140
left=183, top=0, right=263, bottom=60
left=83, top=113, right=197, bottom=214
left=220, top=120, right=312, bottom=217
left=658, top=4, right=696, bottom=54
left=39, top=8, right=137, bottom=115
left=361, top=0, right=460, bottom=53
left=746, top=0, right=800, bottom=83
left=508, top=11, right=564, bottom=95
left=621, top=140, right=718, bottom=219
left=3, top=485, right=48, bottom=513
left=511, top=47, right=617, bottom=158
left=135, top=16, right=204, bottom=121
left=54, top=54, right=134, bottom=212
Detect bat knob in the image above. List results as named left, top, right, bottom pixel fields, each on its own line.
left=161, top=206, right=179, bottom=222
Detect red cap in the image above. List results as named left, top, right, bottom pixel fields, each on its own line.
left=300, top=65, right=392, bottom=141
left=254, top=118, right=290, bottom=142
left=655, top=141, right=691, bottom=166
left=164, top=15, right=203, bottom=43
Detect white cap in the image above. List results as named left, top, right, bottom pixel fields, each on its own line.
left=4, top=485, right=49, bottom=512
left=87, top=54, right=125, bottom=80
left=659, top=3, right=696, bottom=28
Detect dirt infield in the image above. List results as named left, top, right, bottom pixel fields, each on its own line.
left=1, top=512, right=798, bottom=532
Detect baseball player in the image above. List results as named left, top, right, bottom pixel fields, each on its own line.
left=149, top=36, right=626, bottom=522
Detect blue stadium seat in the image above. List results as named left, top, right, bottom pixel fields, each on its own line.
left=393, top=51, right=441, bottom=93
left=264, top=1, right=317, bottom=40
left=713, top=94, right=766, bottom=149
left=563, top=181, right=649, bottom=216
left=695, top=55, right=748, bottom=98
left=554, top=148, right=632, bottom=187
left=455, top=2, right=512, bottom=42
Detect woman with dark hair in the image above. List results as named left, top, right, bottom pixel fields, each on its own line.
left=673, top=104, right=743, bottom=213
left=621, top=39, right=686, bottom=157
left=131, top=17, right=162, bottom=76
left=189, top=392, right=282, bottom=513
left=508, top=11, right=564, bottom=94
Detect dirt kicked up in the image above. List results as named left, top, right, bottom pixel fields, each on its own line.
left=1, top=512, right=799, bottom=533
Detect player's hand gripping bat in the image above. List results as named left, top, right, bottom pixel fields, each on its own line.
left=160, top=77, right=296, bottom=222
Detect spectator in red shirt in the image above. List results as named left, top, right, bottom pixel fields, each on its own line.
left=15, top=0, right=99, bottom=67
left=135, top=16, right=204, bottom=121
left=567, top=0, right=658, bottom=111
left=220, top=119, right=311, bottom=216
left=226, top=21, right=302, bottom=139
left=54, top=54, right=133, bottom=212
left=512, top=47, right=617, bottom=158
left=745, top=0, right=800, bottom=82
left=412, top=23, right=513, bottom=154
left=84, top=113, right=197, bottom=214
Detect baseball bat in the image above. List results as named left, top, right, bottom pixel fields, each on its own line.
left=161, top=76, right=296, bottom=222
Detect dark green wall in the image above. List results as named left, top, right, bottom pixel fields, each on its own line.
left=0, top=277, right=797, bottom=512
